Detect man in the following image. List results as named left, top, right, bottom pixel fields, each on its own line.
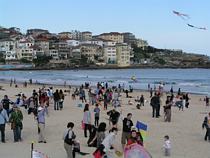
left=150, top=93, right=160, bottom=118
left=9, top=104, right=23, bottom=142
left=53, top=89, right=60, bottom=110
left=121, top=113, right=133, bottom=147
left=0, top=103, right=9, bottom=143
left=202, top=112, right=210, bottom=141
left=1, top=95, right=13, bottom=116
left=107, top=108, right=120, bottom=128
left=37, top=103, right=47, bottom=143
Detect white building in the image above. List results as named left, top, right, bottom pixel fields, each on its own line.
left=80, top=39, right=104, bottom=47
left=49, top=49, right=59, bottom=60
left=0, top=39, right=17, bottom=60
left=5, top=51, right=16, bottom=60
left=66, top=40, right=80, bottom=47
left=17, top=40, right=35, bottom=61
left=103, top=46, right=117, bottom=64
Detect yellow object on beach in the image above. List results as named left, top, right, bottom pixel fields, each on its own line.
left=115, top=151, right=123, bottom=157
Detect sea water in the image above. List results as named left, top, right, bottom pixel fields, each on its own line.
left=0, top=69, right=209, bottom=95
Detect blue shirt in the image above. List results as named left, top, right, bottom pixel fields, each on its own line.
left=0, top=109, right=9, bottom=124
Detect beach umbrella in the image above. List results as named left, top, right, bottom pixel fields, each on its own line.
left=124, top=144, right=152, bottom=158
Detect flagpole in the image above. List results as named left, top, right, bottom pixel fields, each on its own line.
left=31, top=142, right=34, bottom=158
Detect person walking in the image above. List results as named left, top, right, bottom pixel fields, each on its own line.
left=9, top=104, right=23, bottom=142
left=83, top=104, right=91, bottom=138
left=0, top=103, right=9, bottom=143
left=202, top=112, right=210, bottom=141
left=63, top=122, right=76, bottom=158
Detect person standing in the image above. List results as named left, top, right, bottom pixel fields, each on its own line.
left=53, top=89, right=60, bottom=110
left=140, top=95, right=145, bottom=106
left=163, top=135, right=171, bottom=156
left=121, top=113, right=133, bottom=148
left=0, top=103, right=9, bottom=143
left=164, top=96, right=172, bottom=122
left=83, top=104, right=91, bottom=138
left=63, top=122, right=76, bottom=158
left=202, top=112, right=210, bottom=141
left=37, top=104, right=47, bottom=143
left=150, top=93, right=160, bottom=118
left=59, top=89, right=65, bottom=110
left=205, top=96, right=209, bottom=107
left=9, top=104, right=23, bottom=142
left=94, top=104, right=100, bottom=127
left=150, top=88, right=153, bottom=98
left=1, top=95, right=13, bottom=116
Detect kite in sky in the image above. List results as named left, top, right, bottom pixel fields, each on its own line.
left=173, top=10, right=207, bottom=30
left=187, top=24, right=207, bottom=30
left=173, top=10, right=190, bottom=20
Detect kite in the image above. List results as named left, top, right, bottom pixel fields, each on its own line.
left=173, top=10, right=190, bottom=20
left=187, top=24, right=207, bottom=30
left=124, top=143, right=152, bottom=158
left=173, top=10, right=207, bottom=30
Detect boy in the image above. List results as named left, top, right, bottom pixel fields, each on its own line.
left=94, top=104, right=100, bottom=127
left=163, top=135, right=171, bottom=156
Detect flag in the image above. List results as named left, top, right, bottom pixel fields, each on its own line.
left=136, top=121, right=148, bottom=141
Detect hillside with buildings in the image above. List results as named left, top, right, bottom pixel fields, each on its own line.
left=0, top=26, right=209, bottom=69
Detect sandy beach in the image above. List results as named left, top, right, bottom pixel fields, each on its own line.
left=0, top=82, right=209, bottom=158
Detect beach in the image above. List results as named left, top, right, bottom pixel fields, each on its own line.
left=0, top=82, right=209, bottom=158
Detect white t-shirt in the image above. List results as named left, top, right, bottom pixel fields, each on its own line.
left=163, top=140, right=171, bottom=149
left=102, top=132, right=116, bottom=151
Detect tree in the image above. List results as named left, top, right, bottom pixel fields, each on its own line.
left=20, top=58, right=31, bottom=63
left=33, top=55, right=52, bottom=67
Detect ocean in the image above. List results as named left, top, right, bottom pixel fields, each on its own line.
left=0, top=69, right=209, bottom=95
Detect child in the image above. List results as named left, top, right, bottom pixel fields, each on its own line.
left=163, top=135, right=171, bottom=156
left=94, top=104, right=100, bottom=127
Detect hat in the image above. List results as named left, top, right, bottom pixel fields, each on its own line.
left=131, top=126, right=137, bottom=132
left=38, top=107, right=43, bottom=111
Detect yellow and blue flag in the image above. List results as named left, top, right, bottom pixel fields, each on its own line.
left=136, top=121, right=148, bottom=141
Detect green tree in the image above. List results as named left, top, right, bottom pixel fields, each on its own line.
left=20, top=58, right=31, bottom=63
left=33, top=55, right=52, bottom=66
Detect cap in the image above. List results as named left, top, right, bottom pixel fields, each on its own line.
left=131, top=126, right=137, bottom=132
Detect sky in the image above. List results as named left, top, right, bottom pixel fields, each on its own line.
left=0, top=0, right=210, bottom=55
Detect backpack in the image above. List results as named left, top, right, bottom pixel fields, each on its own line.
left=64, top=130, right=76, bottom=145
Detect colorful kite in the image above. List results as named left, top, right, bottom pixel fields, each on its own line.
left=124, top=143, right=152, bottom=158
left=173, top=10, right=207, bottom=30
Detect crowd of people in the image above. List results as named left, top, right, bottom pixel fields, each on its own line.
left=0, top=81, right=209, bottom=158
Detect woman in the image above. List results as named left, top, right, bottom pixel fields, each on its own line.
left=63, top=122, right=76, bottom=158
left=164, top=96, right=172, bottom=122
left=9, top=104, right=23, bottom=142
left=59, top=89, right=65, bottom=110
left=83, top=104, right=91, bottom=138
left=88, top=122, right=106, bottom=148
left=126, top=127, right=143, bottom=147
